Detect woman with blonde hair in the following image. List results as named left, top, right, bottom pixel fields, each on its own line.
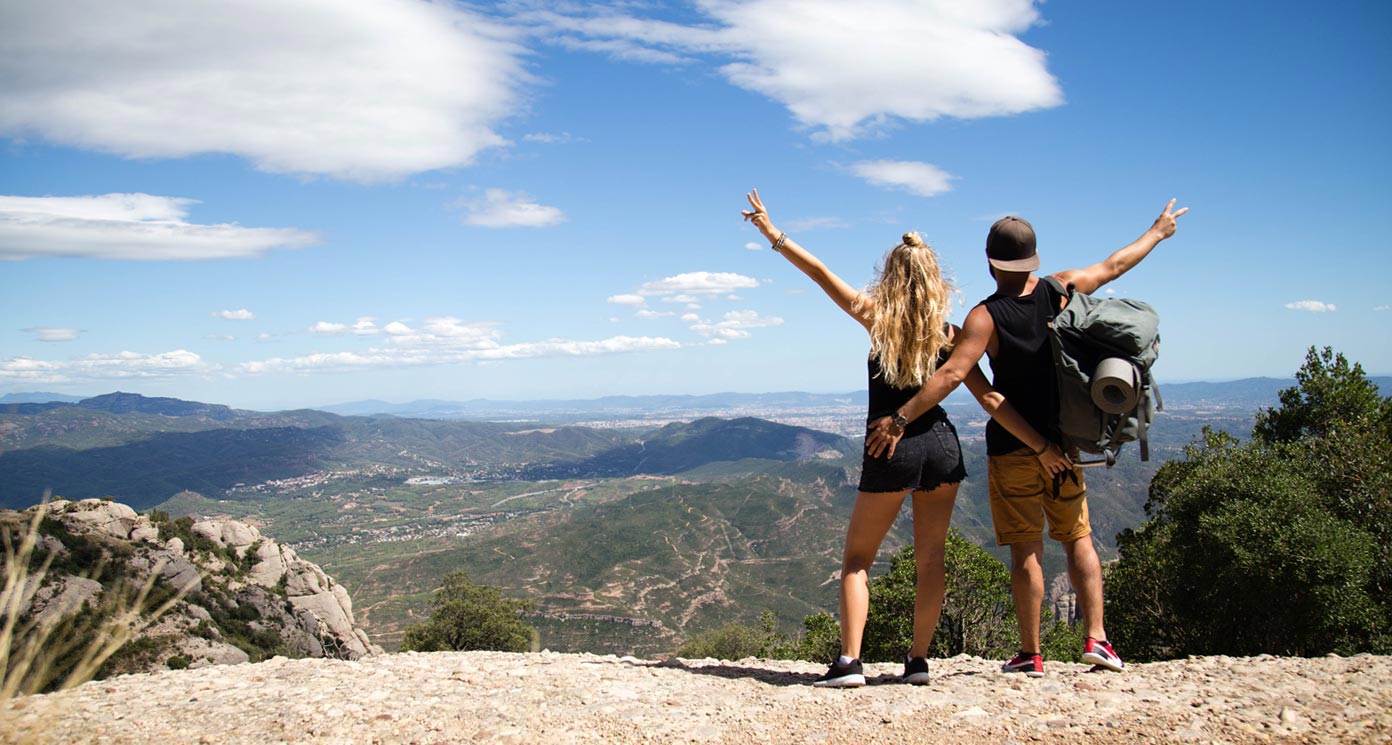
left=742, top=189, right=1069, bottom=687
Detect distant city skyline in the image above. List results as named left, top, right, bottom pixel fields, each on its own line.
left=3, top=1, right=1389, bottom=411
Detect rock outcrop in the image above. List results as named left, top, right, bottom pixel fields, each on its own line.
left=3, top=498, right=380, bottom=677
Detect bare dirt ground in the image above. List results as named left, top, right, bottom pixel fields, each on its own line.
left=3, top=651, right=1388, bottom=744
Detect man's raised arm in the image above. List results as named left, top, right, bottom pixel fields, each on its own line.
left=1054, top=199, right=1188, bottom=295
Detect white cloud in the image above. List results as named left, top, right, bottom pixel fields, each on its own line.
left=310, top=321, right=349, bottom=335
left=238, top=335, right=681, bottom=374
left=1285, top=300, right=1337, bottom=313
left=526, top=1, right=1061, bottom=140
left=688, top=309, right=784, bottom=339
left=681, top=313, right=701, bottom=322
left=850, top=160, right=956, bottom=197
left=0, top=194, right=319, bottom=260
left=23, top=327, right=82, bottom=342
left=352, top=317, right=380, bottom=335
left=1376, top=305, right=1390, bottom=312
left=784, top=216, right=850, bottom=231
left=213, top=308, right=256, bottom=320
left=745, top=242, right=763, bottom=251
left=1104, top=288, right=1117, bottom=296
left=635, top=309, right=674, bottom=320
left=457, top=189, right=566, bottom=228
left=204, top=334, right=236, bottom=342
left=383, top=321, right=413, bottom=336
left=0, top=1, right=530, bottom=182
left=522, top=132, right=582, bottom=144
left=638, top=272, right=760, bottom=297
left=607, top=293, right=647, bottom=306
left=0, top=350, right=210, bottom=384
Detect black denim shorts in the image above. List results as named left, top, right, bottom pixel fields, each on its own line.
left=858, top=415, right=967, bottom=494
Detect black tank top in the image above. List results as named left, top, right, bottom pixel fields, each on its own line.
left=980, top=279, right=1061, bottom=455
left=867, top=347, right=950, bottom=437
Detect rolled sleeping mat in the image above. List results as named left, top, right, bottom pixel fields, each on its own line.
left=1091, top=357, right=1141, bottom=414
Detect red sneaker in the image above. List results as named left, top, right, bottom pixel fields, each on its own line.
left=1081, top=638, right=1125, bottom=672
left=1001, top=651, right=1044, bottom=677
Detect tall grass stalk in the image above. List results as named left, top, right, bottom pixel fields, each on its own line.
left=2, top=496, right=191, bottom=700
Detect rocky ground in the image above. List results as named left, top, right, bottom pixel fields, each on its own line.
left=3, top=651, right=1388, bottom=744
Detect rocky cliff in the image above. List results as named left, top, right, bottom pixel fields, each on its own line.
left=6, top=498, right=379, bottom=676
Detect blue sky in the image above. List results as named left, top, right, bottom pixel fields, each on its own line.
left=2, top=0, right=1389, bottom=411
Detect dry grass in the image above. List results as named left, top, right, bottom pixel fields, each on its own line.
left=1, top=496, right=189, bottom=701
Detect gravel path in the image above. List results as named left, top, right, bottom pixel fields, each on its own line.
left=3, top=651, right=1388, bottom=743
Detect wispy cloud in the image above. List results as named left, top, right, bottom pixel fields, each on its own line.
left=22, top=327, right=82, bottom=342
left=688, top=310, right=784, bottom=340
left=457, top=189, right=566, bottom=228
left=849, top=160, right=956, bottom=197
left=635, top=309, right=674, bottom=320
left=309, top=321, right=349, bottom=335
left=0, top=1, right=530, bottom=181
left=1285, top=300, right=1337, bottom=313
left=744, top=242, right=763, bottom=251
left=1376, top=305, right=1390, bottom=312
left=523, top=1, right=1061, bottom=140
left=212, top=309, right=256, bottom=320
left=784, top=216, right=851, bottom=231
left=238, top=335, right=681, bottom=374
left=637, top=272, right=760, bottom=297
left=204, top=334, right=236, bottom=342
left=522, top=132, right=583, bottom=144
left=607, top=294, right=647, bottom=306
left=0, top=350, right=211, bottom=384
left=0, top=194, right=318, bottom=260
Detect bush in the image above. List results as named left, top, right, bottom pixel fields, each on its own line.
left=400, top=571, right=536, bottom=653
left=860, top=531, right=1019, bottom=662
left=1107, top=347, right=1391, bottom=659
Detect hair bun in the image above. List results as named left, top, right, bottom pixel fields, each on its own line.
left=902, top=231, right=924, bottom=247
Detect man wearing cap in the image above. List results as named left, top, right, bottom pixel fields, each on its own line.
left=865, top=199, right=1188, bottom=676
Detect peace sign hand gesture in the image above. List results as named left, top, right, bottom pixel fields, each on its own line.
left=741, top=188, right=779, bottom=243
left=1149, top=198, right=1190, bottom=241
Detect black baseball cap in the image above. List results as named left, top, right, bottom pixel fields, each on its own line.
left=986, top=216, right=1039, bottom=272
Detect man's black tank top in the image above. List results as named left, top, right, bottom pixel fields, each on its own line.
left=980, top=279, right=1061, bottom=455
left=867, top=346, right=950, bottom=437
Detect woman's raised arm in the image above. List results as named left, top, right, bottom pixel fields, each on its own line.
left=742, top=189, right=871, bottom=331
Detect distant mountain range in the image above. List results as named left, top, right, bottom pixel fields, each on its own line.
left=315, top=376, right=1391, bottom=421
left=6, top=382, right=1381, bottom=655
left=0, top=393, right=855, bottom=511
left=0, top=391, right=86, bottom=404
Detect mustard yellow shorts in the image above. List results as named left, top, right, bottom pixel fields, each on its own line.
left=987, top=448, right=1091, bottom=545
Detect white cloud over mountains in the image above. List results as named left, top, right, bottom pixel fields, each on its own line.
left=0, top=350, right=209, bottom=383
left=524, top=0, right=1062, bottom=140
left=0, top=194, right=318, bottom=260
left=238, top=335, right=680, bottom=374
left=0, top=0, right=529, bottom=182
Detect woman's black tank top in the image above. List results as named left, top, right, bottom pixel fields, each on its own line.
left=867, top=346, right=950, bottom=437
left=979, top=279, right=1061, bottom=455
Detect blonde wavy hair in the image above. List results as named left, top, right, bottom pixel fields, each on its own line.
left=859, top=231, right=957, bottom=389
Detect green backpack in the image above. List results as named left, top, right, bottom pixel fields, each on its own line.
left=1042, top=277, right=1163, bottom=467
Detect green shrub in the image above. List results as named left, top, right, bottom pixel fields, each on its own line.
left=400, top=571, right=536, bottom=653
